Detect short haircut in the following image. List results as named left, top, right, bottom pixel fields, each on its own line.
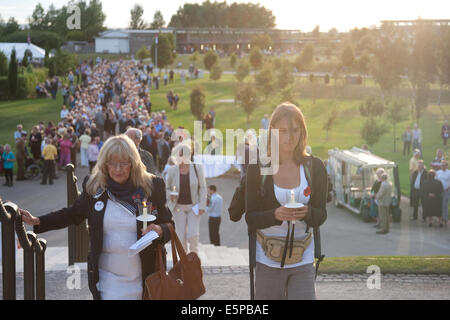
left=208, top=185, right=217, bottom=192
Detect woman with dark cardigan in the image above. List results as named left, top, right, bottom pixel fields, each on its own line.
left=422, top=169, right=444, bottom=227
left=20, top=135, right=174, bottom=300
left=245, top=102, right=327, bottom=300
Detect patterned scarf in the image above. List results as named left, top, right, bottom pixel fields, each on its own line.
left=106, top=177, right=144, bottom=215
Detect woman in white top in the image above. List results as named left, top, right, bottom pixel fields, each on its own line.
left=79, top=129, right=92, bottom=168
left=245, top=102, right=328, bottom=300
left=20, top=135, right=174, bottom=300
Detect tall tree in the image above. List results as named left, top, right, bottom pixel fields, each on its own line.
left=150, top=11, right=165, bottom=29
left=385, top=97, right=409, bottom=152
left=150, top=33, right=176, bottom=70
left=4, top=17, right=20, bottom=35
left=341, top=44, right=355, bottom=72
left=235, top=81, right=258, bottom=126
left=249, top=48, right=263, bottom=69
left=437, top=26, right=450, bottom=111
left=0, top=51, right=8, bottom=76
left=190, top=87, right=206, bottom=120
left=129, top=4, right=147, bottom=29
left=8, top=48, right=18, bottom=99
left=255, top=62, right=275, bottom=98
left=203, top=50, right=218, bottom=70
left=370, top=24, right=408, bottom=100
left=295, top=43, right=314, bottom=71
left=29, top=3, right=47, bottom=30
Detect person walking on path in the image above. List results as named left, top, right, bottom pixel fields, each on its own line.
left=436, top=160, right=450, bottom=226
left=412, top=124, right=422, bottom=154
left=58, top=134, right=73, bottom=169
left=2, top=144, right=15, bottom=187
left=41, top=138, right=57, bottom=185
left=375, top=172, right=393, bottom=234
left=87, top=137, right=100, bottom=173
left=15, top=136, right=27, bottom=181
left=370, top=168, right=384, bottom=228
left=402, top=126, right=412, bottom=156
left=29, top=126, right=42, bottom=160
left=422, top=170, right=444, bottom=227
left=410, top=160, right=428, bottom=221
left=207, top=185, right=223, bottom=246
left=20, top=135, right=174, bottom=300
left=409, top=149, right=421, bottom=181
left=79, top=129, right=92, bottom=168
left=441, top=120, right=449, bottom=146
left=166, top=144, right=207, bottom=253
left=125, top=128, right=158, bottom=175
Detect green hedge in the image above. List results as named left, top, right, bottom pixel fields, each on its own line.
left=0, top=68, right=49, bottom=100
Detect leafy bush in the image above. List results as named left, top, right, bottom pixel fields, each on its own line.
left=210, top=64, right=223, bottom=80
left=203, top=51, right=218, bottom=71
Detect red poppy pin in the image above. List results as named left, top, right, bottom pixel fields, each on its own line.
left=304, top=186, right=311, bottom=197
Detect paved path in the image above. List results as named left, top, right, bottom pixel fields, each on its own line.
left=1, top=164, right=448, bottom=256
left=2, top=269, right=449, bottom=300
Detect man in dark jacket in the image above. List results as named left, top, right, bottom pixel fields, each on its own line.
left=410, top=160, right=427, bottom=221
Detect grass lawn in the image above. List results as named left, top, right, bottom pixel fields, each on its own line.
left=318, top=256, right=450, bottom=274
left=1, top=72, right=449, bottom=196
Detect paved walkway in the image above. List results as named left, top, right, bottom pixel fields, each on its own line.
left=2, top=268, right=449, bottom=300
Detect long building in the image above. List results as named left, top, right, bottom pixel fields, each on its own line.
left=95, top=28, right=331, bottom=54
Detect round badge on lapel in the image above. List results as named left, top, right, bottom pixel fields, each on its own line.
left=95, top=201, right=105, bottom=211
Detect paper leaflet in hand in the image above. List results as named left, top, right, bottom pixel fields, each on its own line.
left=192, top=203, right=200, bottom=216
left=128, top=230, right=159, bottom=256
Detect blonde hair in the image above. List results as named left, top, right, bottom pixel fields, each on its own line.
left=85, top=135, right=154, bottom=197
left=268, top=102, right=308, bottom=165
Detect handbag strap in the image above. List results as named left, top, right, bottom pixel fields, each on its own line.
left=168, top=223, right=188, bottom=264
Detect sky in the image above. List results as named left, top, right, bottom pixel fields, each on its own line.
left=0, top=0, right=449, bottom=32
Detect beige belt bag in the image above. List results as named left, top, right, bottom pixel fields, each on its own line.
left=256, top=230, right=312, bottom=265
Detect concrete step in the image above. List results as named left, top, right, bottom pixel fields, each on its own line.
left=0, top=243, right=249, bottom=273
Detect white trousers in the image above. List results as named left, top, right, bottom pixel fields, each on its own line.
left=80, top=147, right=89, bottom=167
left=172, top=204, right=200, bottom=253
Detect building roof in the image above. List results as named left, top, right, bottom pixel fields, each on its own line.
left=328, top=147, right=396, bottom=169
left=0, top=42, right=46, bottom=60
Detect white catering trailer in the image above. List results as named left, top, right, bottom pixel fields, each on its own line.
left=327, top=147, right=402, bottom=222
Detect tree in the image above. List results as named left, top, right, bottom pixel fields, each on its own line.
left=356, top=53, right=370, bottom=86
left=230, top=53, right=237, bottom=69
left=129, top=4, right=147, bottom=29
left=136, top=45, right=150, bottom=60
left=53, top=49, right=77, bottom=76
left=151, top=33, right=176, bottom=70
left=361, top=118, right=386, bottom=147
left=0, top=51, right=8, bottom=76
left=280, top=85, right=298, bottom=106
left=437, top=26, right=450, bottom=110
left=203, top=50, right=218, bottom=71
left=7, top=30, right=63, bottom=51
left=408, top=20, right=437, bottom=122
left=150, top=11, right=165, bottom=29
left=235, top=60, right=250, bottom=81
left=235, top=81, right=258, bottom=126
left=251, top=34, right=272, bottom=50
left=341, top=44, right=355, bottom=72
left=277, top=58, right=294, bottom=89
left=210, top=64, right=222, bottom=80
left=21, top=49, right=33, bottom=67
left=4, top=17, right=20, bottom=35
left=385, top=97, right=409, bottom=152
left=255, top=62, right=275, bottom=98
left=8, top=48, right=18, bottom=99
left=359, top=96, right=385, bottom=117
left=29, top=3, right=47, bottom=30
left=249, top=48, right=263, bottom=69
left=81, top=0, right=107, bottom=41
left=323, top=107, right=339, bottom=140
left=295, top=43, right=314, bottom=71
left=371, top=24, right=408, bottom=100
left=190, top=51, right=199, bottom=66
left=190, top=87, right=206, bottom=120
left=168, top=1, right=275, bottom=28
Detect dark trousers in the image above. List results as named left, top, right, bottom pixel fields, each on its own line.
left=403, top=141, right=411, bottom=156
left=4, top=168, right=13, bottom=185
left=208, top=217, right=221, bottom=246
left=89, top=161, right=97, bottom=173
left=411, top=189, right=424, bottom=220
left=42, top=160, right=55, bottom=184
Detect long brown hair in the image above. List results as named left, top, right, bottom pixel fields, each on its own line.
left=268, top=102, right=309, bottom=165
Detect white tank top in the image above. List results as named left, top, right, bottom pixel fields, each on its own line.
left=256, top=164, right=314, bottom=268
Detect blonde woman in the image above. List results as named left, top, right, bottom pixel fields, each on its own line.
left=166, top=143, right=207, bottom=253
left=20, top=135, right=174, bottom=300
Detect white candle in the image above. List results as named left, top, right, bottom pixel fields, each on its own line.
left=290, top=190, right=295, bottom=204
left=143, top=203, right=148, bottom=230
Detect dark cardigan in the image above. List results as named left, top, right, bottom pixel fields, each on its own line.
left=34, top=175, right=173, bottom=300
left=245, top=156, right=328, bottom=232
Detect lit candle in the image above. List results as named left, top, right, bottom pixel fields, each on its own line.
left=142, top=201, right=148, bottom=230
left=290, top=190, right=295, bottom=204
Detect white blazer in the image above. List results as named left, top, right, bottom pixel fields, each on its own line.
left=166, top=163, right=207, bottom=213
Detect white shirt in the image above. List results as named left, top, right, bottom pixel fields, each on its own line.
left=414, top=170, right=424, bottom=190
left=256, top=165, right=314, bottom=269
left=436, top=169, right=450, bottom=191
left=413, top=128, right=422, bottom=142
left=60, top=109, right=69, bottom=119
left=98, top=199, right=142, bottom=300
